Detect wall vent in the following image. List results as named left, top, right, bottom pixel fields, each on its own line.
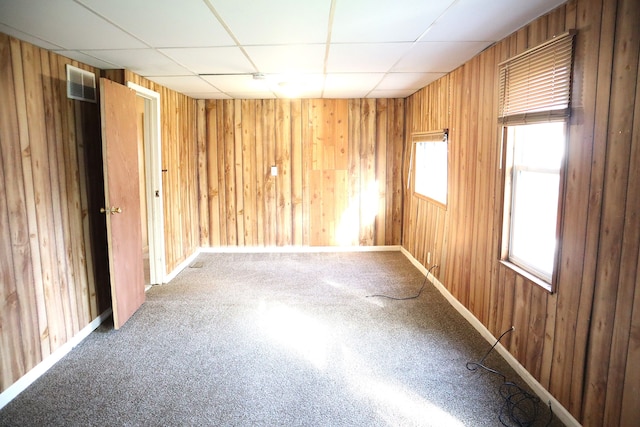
left=66, top=64, right=97, bottom=103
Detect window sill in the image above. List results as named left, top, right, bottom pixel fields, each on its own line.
left=499, top=260, right=553, bottom=293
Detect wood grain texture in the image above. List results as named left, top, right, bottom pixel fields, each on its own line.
left=402, top=0, right=640, bottom=424
left=198, top=98, right=404, bottom=248
left=0, top=35, right=107, bottom=391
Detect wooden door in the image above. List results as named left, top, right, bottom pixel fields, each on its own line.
left=100, top=78, right=145, bottom=329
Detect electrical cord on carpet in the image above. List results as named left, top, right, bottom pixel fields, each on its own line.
left=466, top=327, right=553, bottom=427
left=366, top=264, right=438, bottom=300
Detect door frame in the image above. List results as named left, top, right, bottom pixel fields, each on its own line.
left=127, top=82, right=165, bottom=285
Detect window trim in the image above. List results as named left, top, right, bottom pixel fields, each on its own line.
left=499, top=122, right=568, bottom=293
left=409, top=130, right=449, bottom=209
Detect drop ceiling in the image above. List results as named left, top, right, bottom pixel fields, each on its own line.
left=0, top=0, right=566, bottom=99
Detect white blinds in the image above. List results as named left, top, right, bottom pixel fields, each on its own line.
left=498, top=31, right=575, bottom=125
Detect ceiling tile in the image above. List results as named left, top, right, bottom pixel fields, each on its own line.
left=326, top=43, right=413, bottom=73
left=392, top=41, right=491, bottom=73
left=244, top=44, right=326, bottom=74
left=77, top=0, right=235, bottom=47
left=331, top=0, right=453, bottom=43
left=54, top=50, right=119, bottom=70
left=323, top=73, right=384, bottom=98
left=226, top=91, right=277, bottom=100
left=367, top=89, right=417, bottom=99
left=0, top=24, right=63, bottom=50
left=161, top=47, right=255, bottom=75
left=80, top=49, right=191, bottom=76
left=201, top=74, right=272, bottom=92
left=421, top=0, right=566, bottom=42
left=376, top=72, right=446, bottom=90
left=182, top=92, right=232, bottom=100
left=146, top=76, right=218, bottom=93
left=208, top=0, right=331, bottom=45
left=0, top=0, right=146, bottom=49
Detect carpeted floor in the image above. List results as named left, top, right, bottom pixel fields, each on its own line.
left=0, top=251, right=563, bottom=426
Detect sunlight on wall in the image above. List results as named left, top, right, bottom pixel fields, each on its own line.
left=335, top=180, right=380, bottom=245
left=257, top=301, right=330, bottom=370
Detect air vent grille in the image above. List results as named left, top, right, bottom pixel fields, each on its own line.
left=66, top=64, right=97, bottom=103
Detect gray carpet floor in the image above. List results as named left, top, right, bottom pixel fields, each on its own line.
left=0, top=251, right=563, bottom=426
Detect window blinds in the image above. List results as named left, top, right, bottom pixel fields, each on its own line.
left=498, top=31, right=575, bottom=125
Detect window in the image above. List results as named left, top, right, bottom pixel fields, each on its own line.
left=411, top=130, right=448, bottom=207
left=499, top=31, right=575, bottom=291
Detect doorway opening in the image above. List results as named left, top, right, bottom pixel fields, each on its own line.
left=127, top=82, right=165, bottom=287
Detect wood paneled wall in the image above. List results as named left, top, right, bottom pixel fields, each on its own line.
left=402, top=0, right=640, bottom=424
left=0, top=34, right=109, bottom=391
left=103, top=71, right=199, bottom=275
left=197, top=98, right=404, bottom=248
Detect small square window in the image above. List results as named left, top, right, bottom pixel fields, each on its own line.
left=411, top=131, right=448, bottom=207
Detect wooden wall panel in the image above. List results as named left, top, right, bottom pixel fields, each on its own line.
left=199, top=98, right=404, bottom=248
left=0, top=34, right=108, bottom=392
left=402, top=0, right=640, bottom=424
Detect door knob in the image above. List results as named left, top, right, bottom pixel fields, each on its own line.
left=100, top=207, right=122, bottom=214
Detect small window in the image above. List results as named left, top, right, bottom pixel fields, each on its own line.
left=411, top=130, right=448, bottom=207
left=498, top=31, right=575, bottom=291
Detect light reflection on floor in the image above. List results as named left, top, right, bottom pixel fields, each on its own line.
left=257, top=301, right=464, bottom=427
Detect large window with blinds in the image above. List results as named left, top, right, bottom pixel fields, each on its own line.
left=499, top=31, right=575, bottom=291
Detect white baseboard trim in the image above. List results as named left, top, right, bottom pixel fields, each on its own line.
left=163, top=250, right=201, bottom=283
left=163, top=246, right=402, bottom=285
left=0, top=308, right=112, bottom=411
left=198, top=245, right=402, bottom=254
left=399, top=247, right=581, bottom=427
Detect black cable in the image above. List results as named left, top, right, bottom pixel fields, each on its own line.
left=466, top=327, right=553, bottom=427
left=366, top=264, right=438, bottom=300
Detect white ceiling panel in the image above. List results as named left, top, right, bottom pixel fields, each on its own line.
left=376, top=73, right=447, bottom=91
left=0, top=0, right=146, bottom=50
left=324, top=73, right=385, bottom=98
left=0, top=23, right=63, bottom=50
left=161, top=47, right=255, bottom=75
left=146, top=76, right=217, bottom=93
left=421, top=0, right=566, bottom=42
left=244, top=45, right=326, bottom=74
left=208, top=0, right=331, bottom=45
left=331, top=0, right=454, bottom=43
left=0, top=0, right=567, bottom=99
left=54, top=50, right=119, bottom=70
left=81, top=49, right=192, bottom=76
left=367, top=89, right=417, bottom=99
left=326, top=43, right=413, bottom=73
left=201, top=74, right=272, bottom=93
left=182, top=91, right=231, bottom=100
left=392, top=41, right=491, bottom=73
left=77, top=0, right=234, bottom=48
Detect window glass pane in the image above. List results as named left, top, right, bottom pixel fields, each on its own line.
left=506, top=121, right=565, bottom=282
left=510, top=170, right=559, bottom=279
left=414, top=137, right=447, bottom=205
left=513, top=122, right=565, bottom=170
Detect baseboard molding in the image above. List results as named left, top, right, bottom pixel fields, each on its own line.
left=399, top=247, right=581, bottom=427
left=163, top=246, right=402, bottom=285
left=198, top=245, right=402, bottom=254
left=163, top=250, right=201, bottom=283
left=0, top=308, right=112, bottom=411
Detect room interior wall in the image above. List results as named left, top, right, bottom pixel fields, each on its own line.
left=401, top=0, right=640, bottom=425
left=197, top=98, right=404, bottom=247
left=0, top=33, right=110, bottom=391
